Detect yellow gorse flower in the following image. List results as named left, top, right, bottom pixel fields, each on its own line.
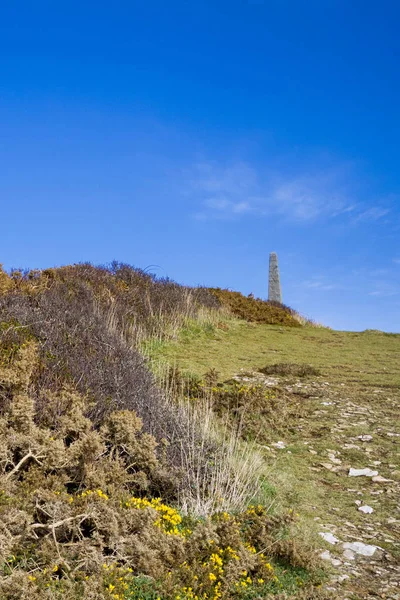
left=123, top=496, right=187, bottom=536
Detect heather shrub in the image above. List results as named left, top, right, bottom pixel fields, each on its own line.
left=40, top=262, right=221, bottom=344
left=0, top=281, right=192, bottom=466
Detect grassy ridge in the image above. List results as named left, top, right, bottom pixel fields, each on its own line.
left=150, top=319, right=400, bottom=387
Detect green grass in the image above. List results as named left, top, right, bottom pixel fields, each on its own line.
left=148, top=318, right=400, bottom=598
left=149, top=319, right=400, bottom=388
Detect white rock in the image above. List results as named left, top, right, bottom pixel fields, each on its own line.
left=358, top=435, right=373, bottom=442
left=338, top=575, right=350, bottom=582
left=320, top=550, right=332, bottom=560
left=342, top=541, right=377, bottom=557
left=358, top=505, right=374, bottom=514
left=272, top=441, right=286, bottom=449
left=321, top=462, right=334, bottom=470
left=372, top=475, right=393, bottom=483
left=328, top=453, right=342, bottom=464
left=319, top=532, right=340, bottom=545
left=348, top=468, right=378, bottom=477
left=343, top=549, right=355, bottom=560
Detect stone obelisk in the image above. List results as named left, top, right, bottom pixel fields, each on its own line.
left=268, top=252, right=282, bottom=304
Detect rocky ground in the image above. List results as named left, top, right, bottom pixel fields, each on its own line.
left=236, top=372, right=400, bottom=599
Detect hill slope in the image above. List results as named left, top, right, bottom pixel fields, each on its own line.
left=150, top=321, right=400, bottom=599
left=0, top=264, right=334, bottom=600
left=0, top=264, right=398, bottom=599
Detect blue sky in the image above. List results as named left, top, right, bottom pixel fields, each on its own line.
left=1, top=0, right=399, bottom=332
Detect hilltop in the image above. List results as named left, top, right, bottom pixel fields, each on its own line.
left=0, top=263, right=399, bottom=600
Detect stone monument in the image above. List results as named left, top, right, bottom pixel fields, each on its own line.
left=268, top=252, right=282, bottom=303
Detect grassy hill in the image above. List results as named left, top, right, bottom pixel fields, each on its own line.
left=0, top=263, right=399, bottom=599
left=148, top=316, right=400, bottom=599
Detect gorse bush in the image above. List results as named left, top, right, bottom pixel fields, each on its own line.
left=259, top=363, right=321, bottom=378
left=0, top=264, right=327, bottom=598
left=175, top=374, right=312, bottom=442
left=209, top=289, right=301, bottom=327
left=0, top=335, right=324, bottom=599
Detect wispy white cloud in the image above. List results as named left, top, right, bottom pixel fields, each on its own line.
left=302, top=278, right=342, bottom=292
left=188, top=159, right=392, bottom=224
left=352, top=206, right=390, bottom=223
left=367, top=277, right=400, bottom=297
left=368, top=289, right=400, bottom=297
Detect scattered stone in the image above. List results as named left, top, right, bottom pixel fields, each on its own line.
left=349, top=467, right=378, bottom=477
left=272, top=441, right=286, bottom=449
left=321, top=462, right=334, bottom=471
left=328, top=453, right=342, bottom=464
left=358, top=435, right=373, bottom=442
left=319, top=532, right=340, bottom=544
left=331, top=558, right=342, bottom=567
left=358, top=505, right=374, bottom=514
left=372, top=475, right=393, bottom=483
left=342, top=541, right=378, bottom=557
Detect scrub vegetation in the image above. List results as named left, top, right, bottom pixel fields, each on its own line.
left=2, top=262, right=398, bottom=599
left=0, top=264, right=329, bottom=599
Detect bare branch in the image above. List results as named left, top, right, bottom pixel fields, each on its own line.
left=31, top=514, right=88, bottom=531
left=6, top=449, right=45, bottom=480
